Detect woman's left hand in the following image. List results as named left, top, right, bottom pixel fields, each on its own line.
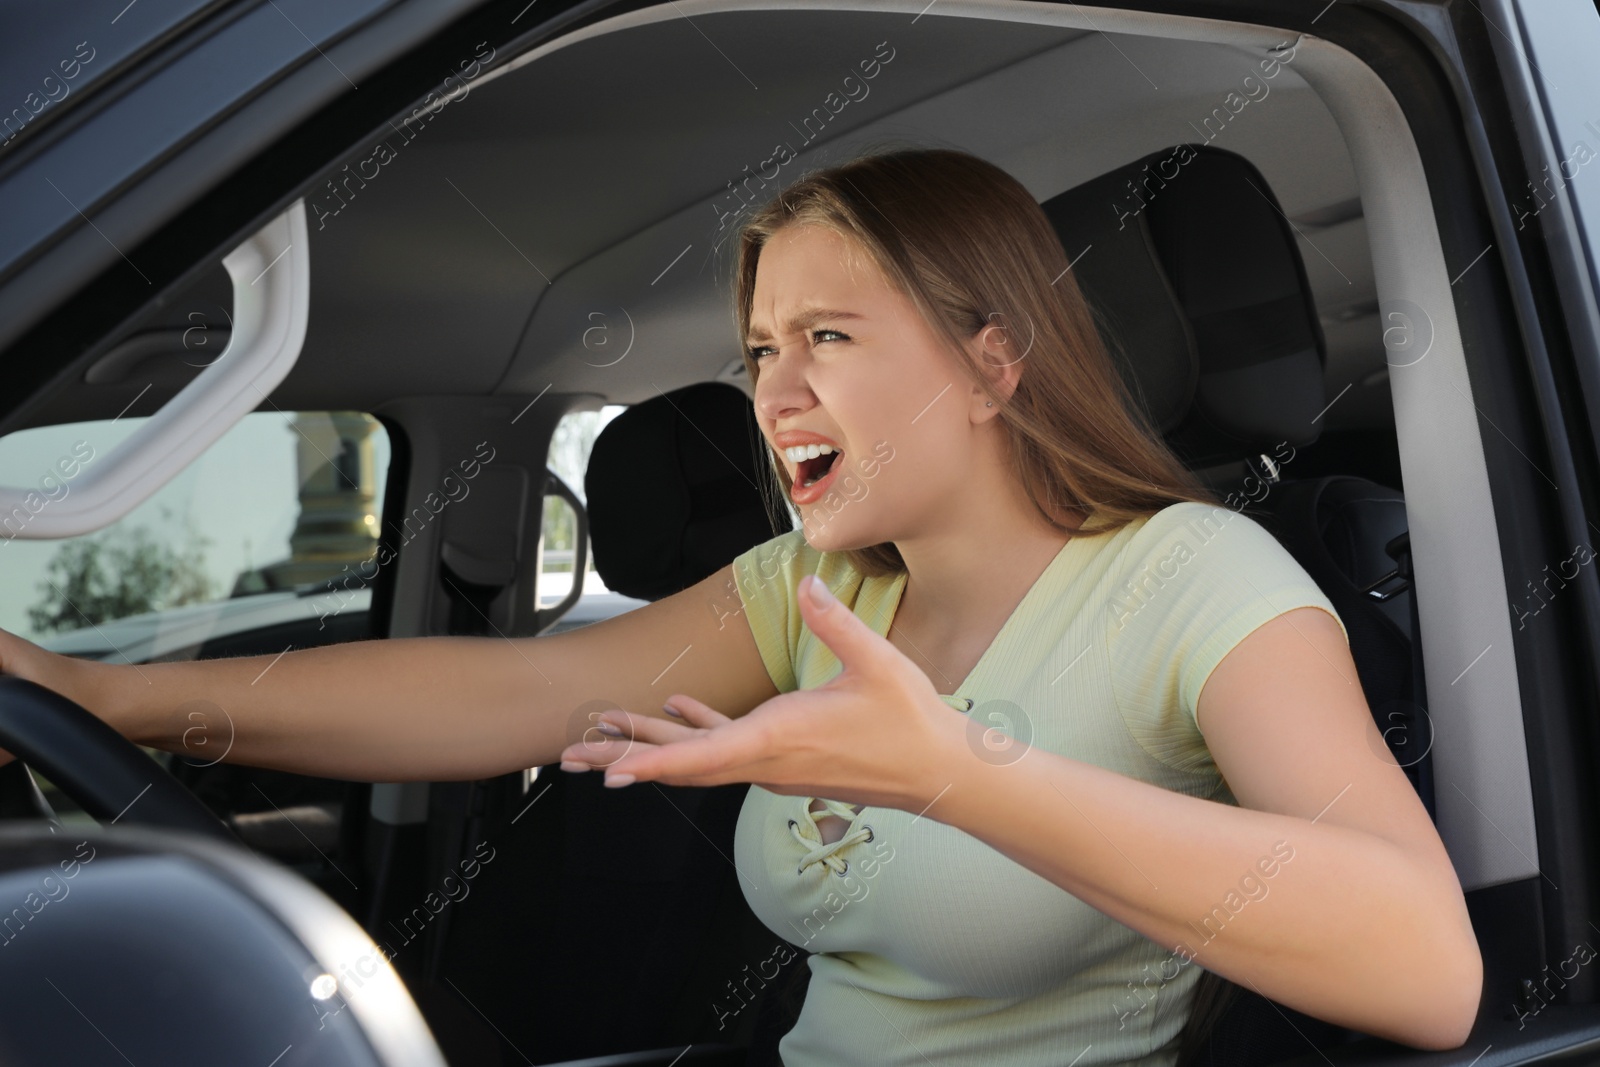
left=557, top=574, right=968, bottom=812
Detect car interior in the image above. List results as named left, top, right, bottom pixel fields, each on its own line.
left=0, top=2, right=1588, bottom=1065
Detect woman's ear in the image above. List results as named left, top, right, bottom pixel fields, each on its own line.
left=967, top=311, right=1029, bottom=414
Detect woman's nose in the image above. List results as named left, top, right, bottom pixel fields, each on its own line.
left=755, top=347, right=815, bottom=420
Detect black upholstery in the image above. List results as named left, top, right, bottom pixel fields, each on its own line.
left=1038, top=170, right=1199, bottom=435
left=1040, top=144, right=1329, bottom=463
left=586, top=382, right=786, bottom=603
left=1041, top=145, right=1432, bottom=1064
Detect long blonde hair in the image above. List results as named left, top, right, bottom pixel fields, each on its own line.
left=733, top=146, right=1221, bottom=576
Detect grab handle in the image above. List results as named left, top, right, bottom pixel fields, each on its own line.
left=0, top=199, right=310, bottom=539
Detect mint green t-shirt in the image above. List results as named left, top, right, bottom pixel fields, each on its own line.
left=729, top=501, right=1349, bottom=1067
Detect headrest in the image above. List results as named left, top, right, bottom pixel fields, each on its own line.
left=1039, top=163, right=1199, bottom=434
left=584, top=382, right=790, bottom=602
left=1040, top=144, right=1328, bottom=468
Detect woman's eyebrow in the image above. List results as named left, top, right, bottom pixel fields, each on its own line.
left=746, top=306, right=865, bottom=343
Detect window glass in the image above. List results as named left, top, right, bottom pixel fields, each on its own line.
left=0, top=411, right=391, bottom=658
left=539, top=404, right=624, bottom=607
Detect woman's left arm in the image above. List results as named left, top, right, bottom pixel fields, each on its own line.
left=933, top=605, right=1481, bottom=1051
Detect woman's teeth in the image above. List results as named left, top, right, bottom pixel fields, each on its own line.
left=783, top=443, right=841, bottom=488
left=783, top=443, right=837, bottom=462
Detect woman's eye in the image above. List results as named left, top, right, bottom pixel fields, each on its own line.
left=747, top=329, right=849, bottom=361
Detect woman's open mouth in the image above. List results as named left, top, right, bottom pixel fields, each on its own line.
left=791, top=449, right=843, bottom=504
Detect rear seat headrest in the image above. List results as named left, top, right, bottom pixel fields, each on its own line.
left=584, top=381, right=790, bottom=601
left=1040, top=144, right=1328, bottom=469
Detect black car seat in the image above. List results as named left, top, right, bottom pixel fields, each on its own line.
left=436, top=382, right=803, bottom=1067
left=1040, top=144, right=1434, bottom=1065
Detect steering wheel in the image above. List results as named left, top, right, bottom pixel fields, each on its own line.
left=0, top=675, right=235, bottom=843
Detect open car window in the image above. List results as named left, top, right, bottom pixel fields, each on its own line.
left=0, top=409, right=390, bottom=662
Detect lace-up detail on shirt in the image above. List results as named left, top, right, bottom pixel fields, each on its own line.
left=788, top=799, right=874, bottom=876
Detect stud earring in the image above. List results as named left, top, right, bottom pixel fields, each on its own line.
left=986, top=401, right=994, bottom=407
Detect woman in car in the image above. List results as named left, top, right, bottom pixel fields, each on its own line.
left=0, top=147, right=1479, bottom=1066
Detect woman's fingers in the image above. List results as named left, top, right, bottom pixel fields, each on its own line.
left=560, top=704, right=698, bottom=769
left=559, top=697, right=732, bottom=774
left=606, top=708, right=781, bottom=787
left=602, top=708, right=705, bottom=744
left=662, top=693, right=732, bottom=725
left=560, top=735, right=656, bottom=771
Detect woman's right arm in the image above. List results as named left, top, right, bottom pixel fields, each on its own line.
left=0, top=561, right=780, bottom=783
